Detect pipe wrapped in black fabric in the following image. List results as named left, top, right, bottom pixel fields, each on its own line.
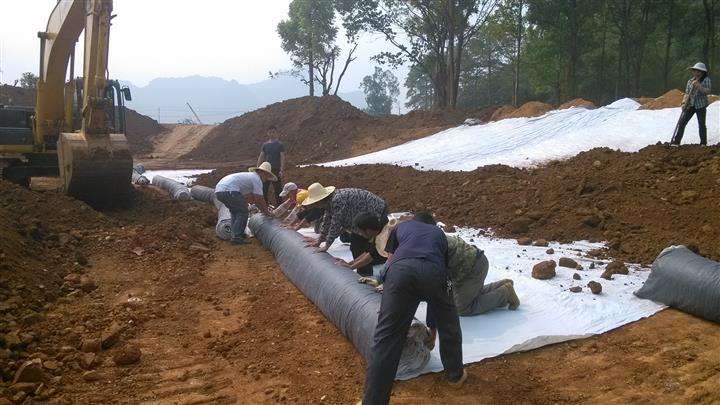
left=635, top=246, right=720, bottom=323
left=151, top=175, right=191, bottom=201
left=190, top=185, right=215, bottom=203
left=249, top=214, right=431, bottom=379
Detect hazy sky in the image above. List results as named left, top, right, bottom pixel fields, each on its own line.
left=0, top=0, right=405, bottom=92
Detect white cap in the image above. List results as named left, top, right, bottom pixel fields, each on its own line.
left=690, top=62, right=708, bottom=72
left=279, top=182, right=298, bottom=198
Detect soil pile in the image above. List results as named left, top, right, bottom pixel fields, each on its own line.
left=641, top=89, right=685, bottom=110
left=182, top=96, right=471, bottom=165
left=490, top=105, right=517, bottom=121
left=559, top=98, right=596, bottom=110
left=0, top=85, right=35, bottom=106
left=198, top=144, right=720, bottom=265
left=124, top=108, right=164, bottom=154
left=508, top=101, right=555, bottom=118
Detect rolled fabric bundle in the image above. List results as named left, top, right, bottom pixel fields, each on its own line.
left=151, top=175, right=191, bottom=201
left=190, top=185, right=215, bottom=203
left=249, top=214, right=431, bottom=379
left=214, top=197, right=232, bottom=240
left=133, top=163, right=146, bottom=174
left=131, top=170, right=149, bottom=185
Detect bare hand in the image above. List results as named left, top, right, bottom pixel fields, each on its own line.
left=315, top=244, right=329, bottom=253
left=375, top=284, right=384, bottom=293
left=335, top=259, right=352, bottom=268
left=358, top=277, right=380, bottom=287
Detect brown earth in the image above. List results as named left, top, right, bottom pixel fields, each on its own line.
left=489, top=105, right=516, bottom=121
left=198, top=144, right=720, bottom=266
left=558, top=98, right=596, bottom=110
left=182, top=96, right=485, bottom=165
left=0, top=85, right=35, bottom=106
left=641, top=89, right=686, bottom=110
left=489, top=101, right=555, bottom=121
left=124, top=108, right=165, bottom=155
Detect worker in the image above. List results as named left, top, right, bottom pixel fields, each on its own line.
left=334, top=212, right=389, bottom=277
left=361, top=211, right=465, bottom=404
left=214, top=162, right=275, bottom=245
left=284, top=204, right=325, bottom=232
left=671, top=62, right=712, bottom=146
left=257, top=126, right=286, bottom=205
left=279, top=188, right=308, bottom=225
left=301, top=183, right=388, bottom=256
left=272, top=182, right=299, bottom=218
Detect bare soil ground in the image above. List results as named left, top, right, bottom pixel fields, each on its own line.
left=137, top=124, right=217, bottom=169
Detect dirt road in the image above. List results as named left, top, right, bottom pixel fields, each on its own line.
left=138, top=124, right=217, bottom=169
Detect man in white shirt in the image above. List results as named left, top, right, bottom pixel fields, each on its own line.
left=214, top=162, right=275, bottom=245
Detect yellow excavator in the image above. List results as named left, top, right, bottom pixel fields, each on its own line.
left=0, top=0, right=132, bottom=206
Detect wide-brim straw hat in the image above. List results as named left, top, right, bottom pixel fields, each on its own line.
left=689, top=62, right=708, bottom=72
left=302, top=182, right=336, bottom=206
left=375, top=215, right=413, bottom=258
left=249, top=161, right=278, bottom=182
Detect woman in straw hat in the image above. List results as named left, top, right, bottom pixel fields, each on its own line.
left=214, top=162, right=277, bottom=245
left=301, top=183, right=387, bottom=254
left=671, top=62, right=712, bottom=146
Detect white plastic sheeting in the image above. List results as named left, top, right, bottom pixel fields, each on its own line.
left=319, top=100, right=720, bottom=171
left=142, top=169, right=213, bottom=186
left=304, top=226, right=665, bottom=378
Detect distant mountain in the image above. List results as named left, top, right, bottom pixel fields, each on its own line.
left=123, top=75, right=366, bottom=124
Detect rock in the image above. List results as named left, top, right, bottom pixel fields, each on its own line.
left=43, top=360, right=59, bottom=371
left=12, top=359, right=44, bottom=384
left=581, top=215, right=601, bottom=227
left=545, top=248, right=555, bottom=255
left=79, top=353, right=96, bottom=369
left=80, top=338, right=102, bottom=353
left=559, top=257, right=579, bottom=268
left=516, top=237, right=532, bottom=246
left=78, top=276, right=97, bottom=292
left=569, top=286, right=582, bottom=293
left=532, top=260, right=557, bottom=280
left=4, top=331, right=22, bottom=348
left=82, top=370, right=102, bottom=382
left=588, top=281, right=602, bottom=294
left=9, top=382, right=39, bottom=395
left=203, top=330, right=212, bottom=338
left=509, top=217, right=533, bottom=234
left=113, top=345, right=141, bottom=366
left=63, top=273, right=81, bottom=284
left=592, top=160, right=602, bottom=168
left=533, top=239, right=549, bottom=247
left=601, top=260, right=628, bottom=279
left=100, top=323, right=124, bottom=349
left=573, top=273, right=581, bottom=280
left=527, top=211, right=543, bottom=221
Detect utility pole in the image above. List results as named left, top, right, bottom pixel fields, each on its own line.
left=186, top=102, right=203, bottom=125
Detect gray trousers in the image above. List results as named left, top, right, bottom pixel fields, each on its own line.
left=453, top=251, right=510, bottom=316
left=214, top=191, right=249, bottom=242
left=363, top=258, right=463, bottom=405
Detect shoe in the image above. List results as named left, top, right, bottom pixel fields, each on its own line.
left=447, top=369, right=467, bottom=389
left=230, top=238, right=250, bottom=245
left=669, top=143, right=680, bottom=148
left=505, top=284, right=520, bottom=310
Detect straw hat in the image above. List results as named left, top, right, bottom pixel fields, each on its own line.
left=249, top=162, right=277, bottom=182
left=279, top=182, right=298, bottom=198
left=302, top=182, right=336, bottom=206
left=689, top=62, right=708, bottom=72
left=295, top=189, right=308, bottom=205
left=374, top=215, right=412, bottom=257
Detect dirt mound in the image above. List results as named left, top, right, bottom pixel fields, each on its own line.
left=490, top=105, right=517, bottom=121
left=199, top=144, right=720, bottom=265
left=559, top=98, right=596, bottom=110
left=0, top=85, right=35, bottom=106
left=182, top=96, right=471, bottom=165
left=641, top=89, right=685, bottom=110
left=508, top=101, right=555, bottom=118
left=124, top=108, right=165, bottom=154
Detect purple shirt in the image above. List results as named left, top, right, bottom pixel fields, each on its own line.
left=385, top=220, right=448, bottom=270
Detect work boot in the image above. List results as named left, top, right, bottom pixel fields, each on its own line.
left=447, top=369, right=468, bottom=389
left=505, top=284, right=520, bottom=310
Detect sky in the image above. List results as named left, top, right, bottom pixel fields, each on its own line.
left=0, top=0, right=407, bottom=94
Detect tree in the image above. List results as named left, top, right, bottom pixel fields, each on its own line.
left=405, top=63, right=435, bottom=110
left=360, top=67, right=399, bottom=116
left=19, top=72, right=38, bottom=89
left=338, top=0, right=498, bottom=108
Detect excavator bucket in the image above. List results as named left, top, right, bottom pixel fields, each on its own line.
left=57, top=131, right=133, bottom=207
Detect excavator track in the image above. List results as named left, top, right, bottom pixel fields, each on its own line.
left=58, top=132, right=132, bottom=208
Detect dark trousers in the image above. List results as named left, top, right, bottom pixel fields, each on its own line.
left=214, top=191, right=248, bottom=242
left=346, top=232, right=386, bottom=277
left=362, top=258, right=463, bottom=405
left=263, top=170, right=282, bottom=206
left=673, top=107, right=707, bottom=145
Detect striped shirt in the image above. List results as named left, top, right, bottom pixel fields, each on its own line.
left=685, top=76, right=712, bottom=109
left=320, top=188, right=388, bottom=245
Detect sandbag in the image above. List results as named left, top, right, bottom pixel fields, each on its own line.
left=249, top=214, right=431, bottom=379
left=635, top=246, right=720, bottom=323
left=190, top=185, right=215, bottom=203
left=151, top=175, right=191, bottom=201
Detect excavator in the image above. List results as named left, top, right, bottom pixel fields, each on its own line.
left=0, top=0, right=132, bottom=207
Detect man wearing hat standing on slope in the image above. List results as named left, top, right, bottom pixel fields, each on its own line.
left=301, top=183, right=388, bottom=261
left=214, top=162, right=276, bottom=245
left=671, top=62, right=712, bottom=146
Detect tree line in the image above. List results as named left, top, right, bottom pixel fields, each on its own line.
left=278, top=0, right=719, bottom=112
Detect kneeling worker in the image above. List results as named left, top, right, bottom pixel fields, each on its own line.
left=214, top=162, right=275, bottom=245
left=335, top=212, right=389, bottom=277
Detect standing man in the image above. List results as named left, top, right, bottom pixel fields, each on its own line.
left=214, top=162, right=276, bottom=245
left=301, top=183, right=388, bottom=256
left=361, top=213, right=465, bottom=404
left=257, top=126, right=286, bottom=205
